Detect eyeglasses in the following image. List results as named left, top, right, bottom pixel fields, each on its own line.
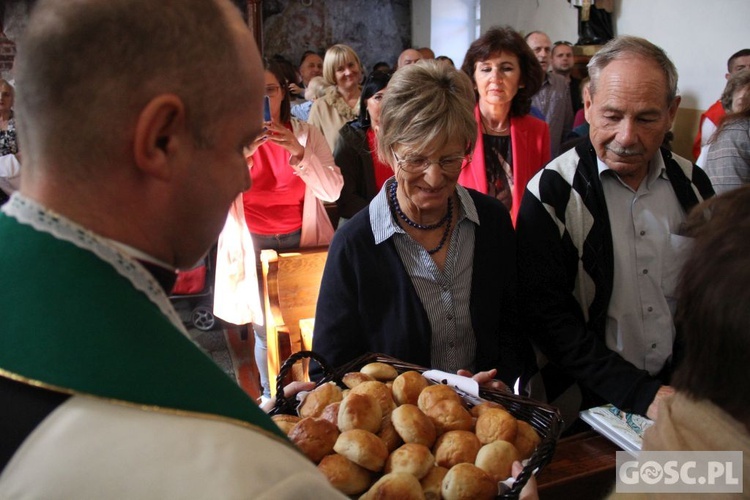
left=391, top=146, right=471, bottom=174
left=264, top=85, right=281, bottom=97
left=553, top=41, right=573, bottom=47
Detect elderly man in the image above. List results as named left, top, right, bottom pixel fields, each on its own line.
left=0, top=0, right=344, bottom=497
left=396, top=48, right=423, bottom=69
left=517, top=36, right=714, bottom=427
left=526, top=31, right=574, bottom=157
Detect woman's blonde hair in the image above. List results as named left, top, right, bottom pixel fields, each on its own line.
left=322, top=44, right=362, bottom=87
left=376, top=60, right=477, bottom=166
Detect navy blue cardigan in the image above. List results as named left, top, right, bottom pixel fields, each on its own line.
left=312, top=189, right=528, bottom=386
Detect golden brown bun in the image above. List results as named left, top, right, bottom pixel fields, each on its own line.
left=342, top=371, right=375, bottom=389
left=475, top=440, right=520, bottom=483
left=361, top=472, right=424, bottom=500
left=319, top=401, right=341, bottom=427
left=338, top=392, right=382, bottom=433
left=391, top=404, right=437, bottom=448
left=298, top=382, right=343, bottom=419
left=441, top=462, right=497, bottom=500
left=288, top=417, right=339, bottom=463
left=270, top=414, right=300, bottom=435
left=425, top=399, right=474, bottom=435
left=317, top=453, right=372, bottom=495
left=392, top=371, right=429, bottom=406
left=475, top=408, right=518, bottom=444
left=417, top=384, right=462, bottom=413
left=470, top=400, right=506, bottom=418
left=420, top=466, right=449, bottom=500
left=377, top=412, right=403, bottom=453
left=433, top=430, right=482, bottom=468
left=360, top=362, right=399, bottom=381
left=349, top=381, right=396, bottom=416
left=384, top=443, right=435, bottom=479
left=514, top=420, right=541, bottom=460
left=333, top=429, right=389, bottom=472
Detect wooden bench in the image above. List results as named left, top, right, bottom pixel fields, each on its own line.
left=260, top=246, right=328, bottom=397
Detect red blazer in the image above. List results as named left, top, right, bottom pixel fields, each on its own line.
left=691, top=100, right=726, bottom=161
left=459, top=105, right=550, bottom=224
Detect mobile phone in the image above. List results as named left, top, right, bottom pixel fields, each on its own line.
left=263, top=95, right=271, bottom=122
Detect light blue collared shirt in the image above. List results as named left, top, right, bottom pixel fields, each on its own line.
left=598, top=153, right=691, bottom=375
left=370, top=178, right=480, bottom=373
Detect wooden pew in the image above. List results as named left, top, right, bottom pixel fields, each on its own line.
left=260, top=246, right=328, bottom=397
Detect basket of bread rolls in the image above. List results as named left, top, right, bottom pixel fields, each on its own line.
left=269, top=351, right=562, bottom=499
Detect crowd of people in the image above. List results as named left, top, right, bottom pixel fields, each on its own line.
left=1, top=0, right=748, bottom=496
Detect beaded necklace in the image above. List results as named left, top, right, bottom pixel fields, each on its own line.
left=388, top=181, right=453, bottom=255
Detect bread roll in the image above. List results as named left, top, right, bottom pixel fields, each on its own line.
left=317, top=453, right=372, bottom=495
left=337, top=392, right=382, bottom=433
left=298, top=382, right=343, bottom=419
left=288, top=417, right=339, bottom=463
left=475, top=440, right=520, bottom=483
left=361, top=472, right=424, bottom=500
left=342, top=371, right=375, bottom=389
left=349, top=380, right=396, bottom=416
left=420, top=466, right=449, bottom=500
left=333, top=429, right=389, bottom=472
left=270, top=414, right=300, bottom=435
left=417, top=384, right=462, bottom=413
left=514, top=420, right=541, bottom=460
left=425, top=399, right=474, bottom=435
left=441, top=463, right=497, bottom=500
left=391, top=404, right=437, bottom=448
left=360, top=362, right=399, bottom=381
left=475, top=408, right=518, bottom=444
left=319, top=401, right=341, bottom=427
left=377, top=412, right=403, bottom=453
left=433, top=430, right=482, bottom=468
left=384, top=443, right=435, bottom=479
left=470, top=400, right=506, bottom=418
left=392, top=370, right=429, bottom=406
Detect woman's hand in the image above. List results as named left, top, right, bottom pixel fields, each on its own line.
left=457, top=368, right=512, bottom=393
left=263, top=121, right=305, bottom=164
left=260, top=380, right=316, bottom=413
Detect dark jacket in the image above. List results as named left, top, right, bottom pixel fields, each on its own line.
left=516, top=138, right=715, bottom=415
left=312, top=188, right=528, bottom=386
left=333, top=122, right=379, bottom=220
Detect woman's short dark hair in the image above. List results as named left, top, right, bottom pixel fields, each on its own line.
left=264, top=58, right=291, bottom=124
left=357, top=70, right=391, bottom=128
left=460, top=26, right=543, bottom=117
left=673, top=186, right=750, bottom=424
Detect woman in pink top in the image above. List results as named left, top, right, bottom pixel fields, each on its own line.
left=231, top=58, right=343, bottom=401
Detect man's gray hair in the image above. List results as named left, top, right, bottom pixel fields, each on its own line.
left=587, top=36, right=679, bottom=104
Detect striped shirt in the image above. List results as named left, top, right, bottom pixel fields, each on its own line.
left=370, top=178, right=479, bottom=373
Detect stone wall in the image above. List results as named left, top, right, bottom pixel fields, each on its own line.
left=262, top=0, right=411, bottom=75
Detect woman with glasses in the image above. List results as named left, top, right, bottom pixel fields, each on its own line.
left=312, top=61, right=527, bottom=392
left=333, top=70, right=392, bottom=225
left=216, top=58, right=343, bottom=402
left=308, top=44, right=363, bottom=152
left=458, top=26, right=550, bottom=224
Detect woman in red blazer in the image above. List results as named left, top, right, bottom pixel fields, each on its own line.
left=459, top=26, right=551, bottom=223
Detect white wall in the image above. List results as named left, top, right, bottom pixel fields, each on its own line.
left=615, top=0, right=750, bottom=110
left=416, top=0, right=750, bottom=111
left=431, top=0, right=479, bottom=67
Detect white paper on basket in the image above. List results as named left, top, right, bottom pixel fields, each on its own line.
left=422, top=370, right=480, bottom=397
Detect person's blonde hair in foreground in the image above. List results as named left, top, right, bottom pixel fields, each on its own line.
left=0, top=0, right=345, bottom=497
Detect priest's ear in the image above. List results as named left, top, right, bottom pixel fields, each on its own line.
left=132, top=94, right=188, bottom=181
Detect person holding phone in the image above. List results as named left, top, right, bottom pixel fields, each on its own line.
left=214, top=58, right=343, bottom=402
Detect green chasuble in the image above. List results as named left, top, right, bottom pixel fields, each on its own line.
left=0, top=196, right=288, bottom=443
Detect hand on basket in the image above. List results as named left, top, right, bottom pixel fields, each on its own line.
left=260, top=380, right=316, bottom=413
left=457, top=368, right=513, bottom=393
left=512, top=460, right=539, bottom=500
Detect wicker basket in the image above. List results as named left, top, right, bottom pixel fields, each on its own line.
left=270, top=351, right=562, bottom=499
